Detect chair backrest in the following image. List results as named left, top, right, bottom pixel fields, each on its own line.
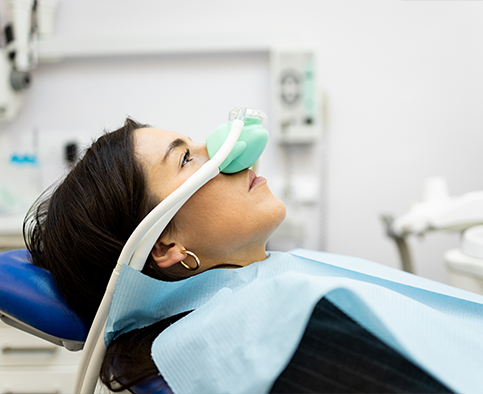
left=0, top=249, right=89, bottom=351
left=0, top=249, right=174, bottom=393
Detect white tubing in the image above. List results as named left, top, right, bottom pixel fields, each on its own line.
left=73, top=118, right=244, bottom=394
left=78, top=320, right=108, bottom=394
left=73, top=268, right=119, bottom=393
left=128, top=165, right=218, bottom=270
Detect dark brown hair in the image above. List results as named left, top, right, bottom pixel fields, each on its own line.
left=23, top=118, right=165, bottom=323
left=23, top=118, right=176, bottom=391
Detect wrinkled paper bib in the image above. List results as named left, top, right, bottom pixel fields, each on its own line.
left=106, top=250, right=483, bottom=394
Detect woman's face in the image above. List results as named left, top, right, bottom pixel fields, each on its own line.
left=134, top=127, right=286, bottom=275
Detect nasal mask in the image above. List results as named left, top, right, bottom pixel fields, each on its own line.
left=207, top=108, right=269, bottom=174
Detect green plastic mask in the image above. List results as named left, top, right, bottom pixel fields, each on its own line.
left=206, top=116, right=269, bottom=174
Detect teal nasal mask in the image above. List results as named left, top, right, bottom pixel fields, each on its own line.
left=206, top=108, right=269, bottom=173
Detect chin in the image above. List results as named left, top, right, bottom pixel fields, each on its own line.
left=267, top=198, right=287, bottom=237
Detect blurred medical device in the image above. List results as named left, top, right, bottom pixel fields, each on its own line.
left=383, top=176, right=483, bottom=294
left=0, top=0, right=58, bottom=121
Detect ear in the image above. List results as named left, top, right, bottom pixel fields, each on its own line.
left=151, top=241, right=186, bottom=269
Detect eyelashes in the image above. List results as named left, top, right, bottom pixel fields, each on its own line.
left=182, top=149, right=193, bottom=167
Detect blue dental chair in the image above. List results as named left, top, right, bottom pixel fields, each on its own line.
left=0, top=249, right=169, bottom=394
left=0, top=249, right=88, bottom=351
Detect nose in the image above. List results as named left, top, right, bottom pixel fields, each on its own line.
left=195, top=142, right=210, bottom=165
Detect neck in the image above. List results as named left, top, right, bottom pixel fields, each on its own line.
left=201, top=242, right=268, bottom=272
left=165, top=242, right=268, bottom=280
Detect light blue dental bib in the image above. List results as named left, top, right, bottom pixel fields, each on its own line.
left=105, top=250, right=483, bottom=394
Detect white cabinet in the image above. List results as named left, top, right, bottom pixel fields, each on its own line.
left=0, top=321, right=81, bottom=394
left=0, top=235, right=25, bottom=253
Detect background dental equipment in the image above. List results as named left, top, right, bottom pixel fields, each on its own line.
left=74, top=107, right=268, bottom=394
left=383, top=176, right=483, bottom=280
left=1, top=0, right=36, bottom=120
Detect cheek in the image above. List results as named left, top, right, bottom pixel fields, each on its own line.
left=175, top=180, right=286, bottom=249
left=175, top=182, right=236, bottom=232
left=173, top=177, right=248, bottom=240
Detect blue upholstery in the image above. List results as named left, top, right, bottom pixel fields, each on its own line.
left=0, top=249, right=173, bottom=392
left=0, top=249, right=89, bottom=348
left=125, top=376, right=173, bottom=394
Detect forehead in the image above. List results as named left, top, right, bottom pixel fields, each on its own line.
left=134, top=127, right=190, bottom=167
left=133, top=128, right=183, bottom=176
left=133, top=127, right=181, bottom=156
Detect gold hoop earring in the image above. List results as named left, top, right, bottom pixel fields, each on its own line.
left=180, top=250, right=201, bottom=271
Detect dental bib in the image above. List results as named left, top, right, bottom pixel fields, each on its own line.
left=105, top=250, right=483, bottom=394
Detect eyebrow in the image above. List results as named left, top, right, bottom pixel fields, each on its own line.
left=163, top=138, right=188, bottom=163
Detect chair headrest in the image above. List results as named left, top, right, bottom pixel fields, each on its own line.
left=0, top=249, right=89, bottom=346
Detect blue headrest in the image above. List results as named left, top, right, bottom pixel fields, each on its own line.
left=0, top=249, right=89, bottom=347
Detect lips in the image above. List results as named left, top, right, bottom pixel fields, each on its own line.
left=248, top=170, right=266, bottom=191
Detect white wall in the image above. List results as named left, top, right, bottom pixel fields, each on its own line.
left=2, top=0, right=483, bottom=283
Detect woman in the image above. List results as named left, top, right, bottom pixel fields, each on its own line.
left=24, top=118, right=479, bottom=393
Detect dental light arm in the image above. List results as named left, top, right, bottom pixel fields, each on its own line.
left=383, top=177, right=483, bottom=274
left=73, top=107, right=269, bottom=394
left=391, top=177, right=483, bottom=237
left=391, top=192, right=483, bottom=237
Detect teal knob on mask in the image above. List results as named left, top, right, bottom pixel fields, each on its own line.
left=206, top=117, right=269, bottom=174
